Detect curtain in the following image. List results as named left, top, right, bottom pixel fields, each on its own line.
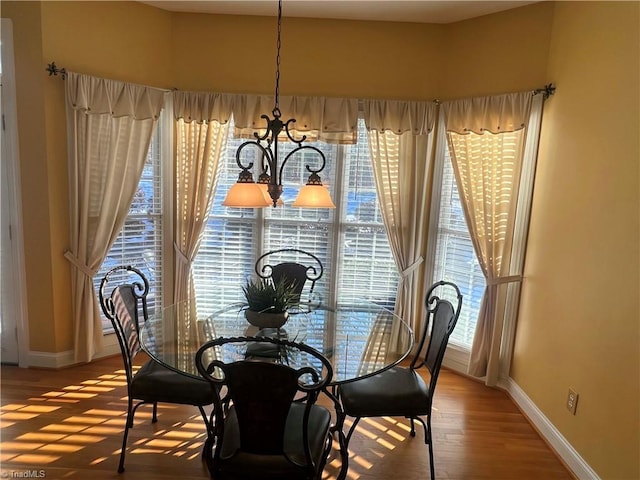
left=232, top=95, right=358, bottom=144
left=172, top=91, right=233, bottom=366
left=363, top=99, right=437, bottom=352
left=65, top=72, right=165, bottom=362
left=442, top=92, right=533, bottom=384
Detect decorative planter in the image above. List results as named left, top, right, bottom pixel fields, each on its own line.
left=244, top=310, right=289, bottom=329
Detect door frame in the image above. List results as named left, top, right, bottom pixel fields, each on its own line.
left=1, top=18, right=30, bottom=367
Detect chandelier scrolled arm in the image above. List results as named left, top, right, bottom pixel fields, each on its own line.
left=280, top=145, right=327, bottom=185
left=234, top=140, right=272, bottom=181
left=283, top=118, right=307, bottom=144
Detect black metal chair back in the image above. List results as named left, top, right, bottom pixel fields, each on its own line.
left=98, top=266, right=149, bottom=388
left=98, top=265, right=213, bottom=473
left=195, top=336, right=333, bottom=479
left=411, top=280, right=462, bottom=405
left=255, top=248, right=324, bottom=305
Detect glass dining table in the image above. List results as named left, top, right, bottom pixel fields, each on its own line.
left=139, top=301, right=414, bottom=385
left=138, top=300, right=414, bottom=479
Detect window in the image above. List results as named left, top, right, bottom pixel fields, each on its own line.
left=94, top=121, right=164, bottom=331
left=430, top=125, right=538, bottom=351
left=431, top=146, right=486, bottom=348
left=192, top=118, right=398, bottom=320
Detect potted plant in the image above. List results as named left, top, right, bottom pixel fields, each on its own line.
left=241, top=277, right=299, bottom=328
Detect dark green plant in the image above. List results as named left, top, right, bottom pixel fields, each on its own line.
left=242, top=278, right=299, bottom=313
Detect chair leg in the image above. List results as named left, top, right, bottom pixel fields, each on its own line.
left=426, top=416, right=435, bottom=480
left=197, top=406, right=210, bottom=431
left=317, top=431, right=333, bottom=478
left=126, top=397, right=135, bottom=428
left=344, top=417, right=361, bottom=446
left=118, top=401, right=136, bottom=473
left=198, top=406, right=212, bottom=461
left=409, top=416, right=428, bottom=442
left=407, top=415, right=435, bottom=479
left=202, top=433, right=216, bottom=477
left=152, top=402, right=158, bottom=423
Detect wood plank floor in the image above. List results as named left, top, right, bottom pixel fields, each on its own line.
left=0, top=355, right=573, bottom=479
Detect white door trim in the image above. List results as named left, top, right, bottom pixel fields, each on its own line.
left=1, top=18, right=30, bottom=367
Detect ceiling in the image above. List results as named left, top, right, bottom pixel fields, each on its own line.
left=139, top=1, right=539, bottom=25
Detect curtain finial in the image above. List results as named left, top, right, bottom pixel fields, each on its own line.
left=533, top=83, right=556, bottom=100
left=46, top=62, right=67, bottom=80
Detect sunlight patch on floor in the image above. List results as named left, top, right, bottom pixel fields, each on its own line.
left=0, top=412, right=38, bottom=421
left=1, top=367, right=210, bottom=473
left=40, top=423, right=87, bottom=433
left=10, top=453, right=61, bottom=464
left=36, top=443, right=85, bottom=453
left=352, top=455, right=373, bottom=469
left=328, top=416, right=412, bottom=480
left=16, top=432, right=67, bottom=442
left=82, top=425, right=123, bottom=435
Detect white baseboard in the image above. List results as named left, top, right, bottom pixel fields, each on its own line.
left=27, top=350, right=76, bottom=369
left=500, top=377, right=599, bottom=480
left=442, top=351, right=597, bottom=479
left=27, top=334, right=120, bottom=369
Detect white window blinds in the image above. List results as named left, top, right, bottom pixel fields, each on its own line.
left=192, top=118, right=398, bottom=325
left=432, top=146, right=486, bottom=347
left=94, top=123, right=164, bottom=329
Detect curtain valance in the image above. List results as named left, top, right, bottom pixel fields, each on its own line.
left=66, top=72, right=165, bottom=120
left=172, top=91, right=235, bottom=123
left=363, top=99, right=436, bottom=135
left=232, top=95, right=358, bottom=144
left=442, top=92, right=533, bottom=134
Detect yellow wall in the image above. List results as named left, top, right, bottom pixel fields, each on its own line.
left=2, top=1, right=638, bottom=477
left=512, top=2, right=640, bottom=479
left=169, top=12, right=445, bottom=99
left=2, top=1, right=173, bottom=352
left=442, top=3, right=554, bottom=99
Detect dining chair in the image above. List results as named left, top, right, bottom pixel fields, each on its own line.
left=195, top=336, right=334, bottom=480
left=98, top=265, right=215, bottom=473
left=337, top=280, right=462, bottom=480
left=255, top=248, right=324, bottom=309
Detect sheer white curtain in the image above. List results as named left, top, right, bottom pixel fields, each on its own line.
left=65, top=72, right=165, bottom=362
left=442, top=92, right=535, bottom=384
left=172, top=91, right=233, bottom=362
left=363, top=100, right=437, bottom=350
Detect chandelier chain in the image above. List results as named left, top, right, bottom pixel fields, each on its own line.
left=274, top=0, right=282, bottom=114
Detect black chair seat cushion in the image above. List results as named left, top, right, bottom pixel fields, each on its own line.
left=131, top=359, right=213, bottom=406
left=340, top=366, right=430, bottom=418
left=218, top=402, right=331, bottom=478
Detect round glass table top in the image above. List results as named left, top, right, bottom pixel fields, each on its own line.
left=139, top=301, right=413, bottom=385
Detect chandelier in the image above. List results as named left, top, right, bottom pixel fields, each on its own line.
left=222, top=0, right=335, bottom=209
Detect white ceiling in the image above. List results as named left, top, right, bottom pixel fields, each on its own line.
left=139, top=0, right=539, bottom=25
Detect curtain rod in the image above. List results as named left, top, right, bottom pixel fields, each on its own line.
left=46, top=61, right=173, bottom=93
left=48, top=62, right=556, bottom=102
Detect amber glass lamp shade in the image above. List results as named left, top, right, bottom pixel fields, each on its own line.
left=222, top=182, right=270, bottom=208
left=292, top=184, right=336, bottom=208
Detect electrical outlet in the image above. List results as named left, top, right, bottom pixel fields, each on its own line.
left=566, top=388, right=579, bottom=415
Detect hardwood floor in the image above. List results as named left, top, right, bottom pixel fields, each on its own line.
left=0, top=355, right=573, bottom=479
